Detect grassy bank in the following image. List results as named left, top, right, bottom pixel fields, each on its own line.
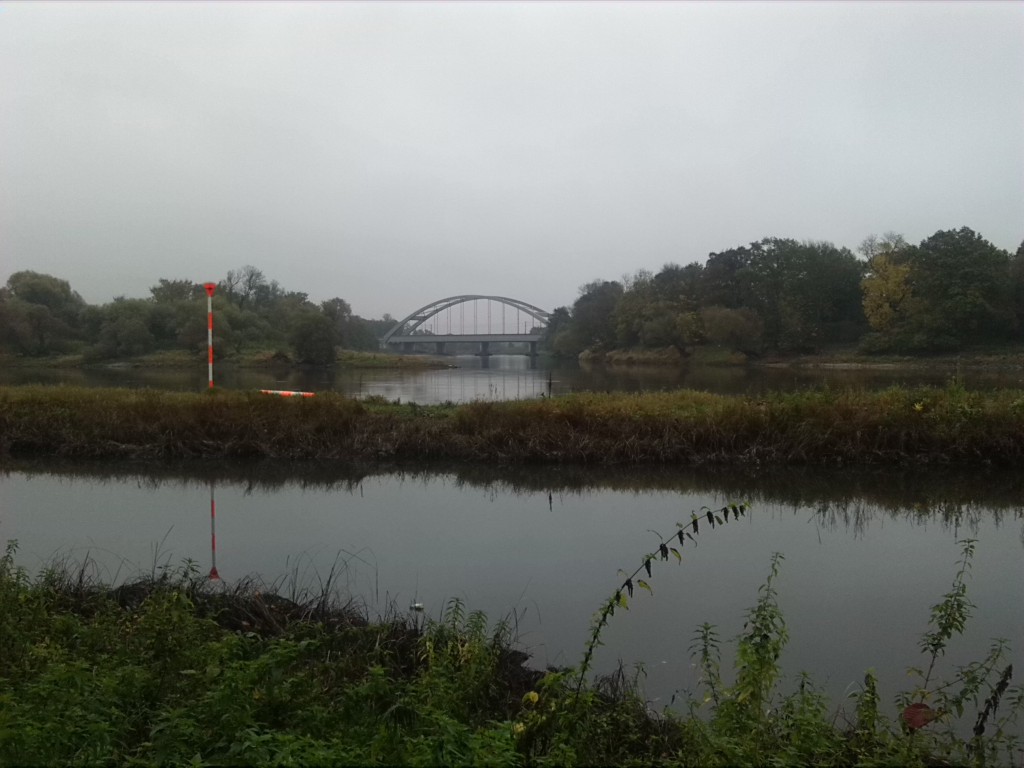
left=4, top=383, right=1024, bottom=466
left=580, top=346, right=748, bottom=367
left=1, top=535, right=1020, bottom=767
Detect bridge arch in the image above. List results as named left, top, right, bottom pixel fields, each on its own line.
left=381, top=295, right=551, bottom=347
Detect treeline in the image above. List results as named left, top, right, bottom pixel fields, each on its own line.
left=0, top=265, right=396, bottom=364
left=543, top=227, right=1024, bottom=357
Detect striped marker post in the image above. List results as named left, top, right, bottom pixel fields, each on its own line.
left=203, top=282, right=216, bottom=389
left=209, top=480, right=220, bottom=581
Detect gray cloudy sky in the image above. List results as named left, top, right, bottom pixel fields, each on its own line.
left=2, top=1, right=1022, bottom=319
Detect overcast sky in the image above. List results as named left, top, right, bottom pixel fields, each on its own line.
left=2, top=1, right=1021, bottom=319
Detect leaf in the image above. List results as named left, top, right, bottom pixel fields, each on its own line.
left=624, top=579, right=633, bottom=598
left=670, top=547, right=681, bottom=562
left=644, top=557, right=653, bottom=578
left=902, top=703, right=940, bottom=730
left=617, top=592, right=629, bottom=609
left=686, top=532, right=696, bottom=545
left=715, top=515, right=724, bottom=526
left=692, top=518, right=699, bottom=535
left=706, top=510, right=715, bottom=528
left=637, top=579, right=653, bottom=595
left=659, top=543, right=669, bottom=560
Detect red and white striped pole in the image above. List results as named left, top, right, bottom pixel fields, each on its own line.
left=203, top=282, right=216, bottom=389
left=209, top=479, right=220, bottom=581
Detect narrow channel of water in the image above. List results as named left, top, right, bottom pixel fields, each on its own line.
left=2, top=460, right=1021, bottom=715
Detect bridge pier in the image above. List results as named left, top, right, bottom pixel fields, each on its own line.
left=479, top=341, right=490, bottom=357
left=529, top=341, right=538, bottom=357
left=435, top=341, right=446, bottom=355
left=402, top=342, right=413, bottom=354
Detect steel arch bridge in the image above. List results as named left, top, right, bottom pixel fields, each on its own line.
left=381, top=295, right=551, bottom=356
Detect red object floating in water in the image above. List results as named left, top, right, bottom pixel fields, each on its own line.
left=902, top=702, right=939, bottom=730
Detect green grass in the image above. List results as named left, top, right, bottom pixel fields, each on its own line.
left=4, top=382, right=1024, bottom=465
left=1, top=534, right=1020, bottom=767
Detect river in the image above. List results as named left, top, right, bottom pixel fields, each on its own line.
left=2, top=460, right=1021, bottom=718
left=3, top=357, right=1023, bottom=719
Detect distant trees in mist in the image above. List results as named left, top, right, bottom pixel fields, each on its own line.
left=544, top=227, right=1024, bottom=358
left=2, top=226, right=1023, bottom=364
left=0, top=265, right=392, bottom=364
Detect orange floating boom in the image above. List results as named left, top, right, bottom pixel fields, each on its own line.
left=259, top=390, right=316, bottom=398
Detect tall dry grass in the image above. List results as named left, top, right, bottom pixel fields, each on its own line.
left=3, top=383, right=1024, bottom=465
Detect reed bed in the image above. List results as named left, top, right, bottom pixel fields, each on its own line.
left=3, top=383, right=1024, bottom=465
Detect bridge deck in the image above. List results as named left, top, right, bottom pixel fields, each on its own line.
left=386, top=334, right=542, bottom=344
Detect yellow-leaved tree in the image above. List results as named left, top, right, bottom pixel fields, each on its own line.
left=860, top=233, right=913, bottom=334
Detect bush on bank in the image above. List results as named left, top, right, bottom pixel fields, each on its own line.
left=3, top=383, right=1024, bottom=465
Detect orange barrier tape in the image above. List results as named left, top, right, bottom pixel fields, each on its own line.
left=258, top=389, right=316, bottom=398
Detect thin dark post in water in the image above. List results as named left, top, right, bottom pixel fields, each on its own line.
left=209, top=479, right=219, bottom=581
left=203, top=282, right=217, bottom=389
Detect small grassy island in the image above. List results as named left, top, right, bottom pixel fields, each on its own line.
left=3, top=382, right=1024, bottom=466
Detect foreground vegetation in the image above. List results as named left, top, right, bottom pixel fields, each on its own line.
left=1, top=527, right=1020, bottom=767
left=4, top=382, right=1024, bottom=466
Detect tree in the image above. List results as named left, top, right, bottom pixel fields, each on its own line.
left=321, top=298, right=358, bottom=348
left=786, top=241, right=866, bottom=345
left=5, top=271, right=84, bottom=321
left=540, top=307, right=571, bottom=353
left=0, top=272, right=84, bottom=355
left=613, top=268, right=703, bottom=353
left=910, top=227, right=1013, bottom=343
left=0, top=299, right=74, bottom=356
left=700, top=306, right=763, bottom=353
left=861, top=233, right=913, bottom=335
left=289, top=311, right=338, bottom=365
left=701, top=247, right=755, bottom=309
left=150, top=279, right=201, bottom=303
left=220, top=265, right=267, bottom=310
left=552, top=281, right=623, bottom=357
left=860, top=228, right=1013, bottom=352
left=88, top=299, right=157, bottom=359
left=1010, top=239, right=1024, bottom=336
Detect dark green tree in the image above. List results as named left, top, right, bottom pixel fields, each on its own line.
left=551, top=281, right=623, bottom=357
left=289, top=311, right=338, bottom=365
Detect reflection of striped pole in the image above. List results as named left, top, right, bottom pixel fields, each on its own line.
left=209, top=480, right=220, bottom=581
left=203, top=283, right=216, bottom=389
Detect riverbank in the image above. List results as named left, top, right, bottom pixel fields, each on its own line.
left=577, top=344, right=1024, bottom=372
left=4, top=383, right=1024, bottom=466
left=0, top=348, right=451, bottom=370
left=1, top=540, right=1017, bottom=766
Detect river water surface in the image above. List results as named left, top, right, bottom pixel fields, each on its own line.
left=2, top=461, right=1021, bottom=717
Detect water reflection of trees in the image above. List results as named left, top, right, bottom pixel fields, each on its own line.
left=4, top=458, right=1023, bottom=537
